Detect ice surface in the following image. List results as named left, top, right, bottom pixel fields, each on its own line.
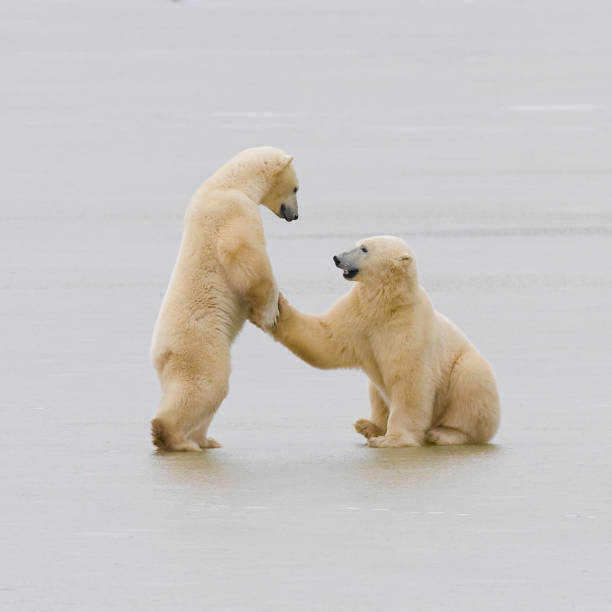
left=1, top=1, right=611, bottom=610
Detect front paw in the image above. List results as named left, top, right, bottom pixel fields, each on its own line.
left=368, top=433, right=422, bottom=448
left=259, top=300, right=279, bottom=330
left=353, top=418, right=384, bottom=440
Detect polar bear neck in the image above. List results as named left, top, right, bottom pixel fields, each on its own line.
left=208, top=165, right=269, bottom=202
left=356, top=274, right=420, bottom=311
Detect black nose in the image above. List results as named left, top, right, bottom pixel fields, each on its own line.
left=294, top=213, right=298, bottom=220
left=333, top=255, right=340, bottom=265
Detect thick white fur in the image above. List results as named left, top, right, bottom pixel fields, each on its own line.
left=151, top=147, right=299, bottom=451
left=272, top=236, right=500, bottom=448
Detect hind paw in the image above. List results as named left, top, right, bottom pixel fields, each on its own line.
left=198, top=437, right=222, bottom=449
left=154, top=438, right=201, bottom=452
left=152, top=418, right=201, bottom=452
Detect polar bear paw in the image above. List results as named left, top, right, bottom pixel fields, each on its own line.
left=198, top=437, right=222, bottom=449
left=152, top=419, right=201, bottom=452
left=353, top=418, right=384, bottom=440
left=190, top=430, right=222, bottom=449
left=367, top=433, right=422, bottom=448
left=256, top=288, right=280, bottom=330
left=259, top=301, right=280, bottom=330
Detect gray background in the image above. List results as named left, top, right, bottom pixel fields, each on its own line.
left=1, top=1, right=611, bottom=610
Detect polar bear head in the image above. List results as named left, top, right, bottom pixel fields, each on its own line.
left=222, top=147, right=300, bottom=221
left=260, top=153, right=299, bottom=222
left=333, top=235, right=416, bottom=285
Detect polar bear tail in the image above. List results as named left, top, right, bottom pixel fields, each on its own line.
left=151, top=418, right=169, bottom=450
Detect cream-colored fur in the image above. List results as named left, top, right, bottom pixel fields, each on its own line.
left=151, top=146, right=300, bottom=451
left=272, top=236, right=500, bottom=448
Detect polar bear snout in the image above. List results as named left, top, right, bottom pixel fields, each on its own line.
left=334, top=252, right=360, bottom=280
left=280, top=203, right=298, bottom=222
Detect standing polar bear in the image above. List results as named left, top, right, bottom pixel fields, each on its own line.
left=151, top=147, right=300, bottom=451
left=271, top=236, right=500, bottom=447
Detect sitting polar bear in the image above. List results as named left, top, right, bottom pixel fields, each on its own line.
left=272, top=236, right=500, bottom=447
left=151, top=146, right=300, bottom=451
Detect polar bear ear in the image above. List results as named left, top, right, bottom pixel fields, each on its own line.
left=281, top=154, right=294, bottom=168
left=390, top=256, right=413, bottom=275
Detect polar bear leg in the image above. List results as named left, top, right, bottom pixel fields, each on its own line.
left=367, top=382, right=390, bottom=432
left=152, top=350, right=230, bottom=452
left=353, top=382, right=389, bottom=440
left=431, top=351, right=500, bottom=444
left=152, top=378, right=228, bottom=451
left=368, top=379, right=433, bottom=448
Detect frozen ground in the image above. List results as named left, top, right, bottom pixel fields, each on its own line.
left=1, top=1, right=611, bottom=610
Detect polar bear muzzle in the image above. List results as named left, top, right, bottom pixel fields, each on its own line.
left=333, top=252, right=360, bottom=280
left=280, top=203, right=298, bottom=222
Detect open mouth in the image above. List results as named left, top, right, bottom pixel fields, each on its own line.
left=333, top=254, right=358, bottom=280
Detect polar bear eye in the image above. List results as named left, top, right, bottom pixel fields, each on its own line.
left=361, top=246, right=368, bottom=253
left=293, top=186, right=298, bottom=193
